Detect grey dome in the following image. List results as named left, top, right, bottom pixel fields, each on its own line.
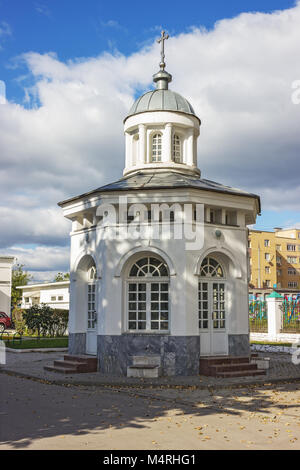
left=127, top=89, right=196, bottom=118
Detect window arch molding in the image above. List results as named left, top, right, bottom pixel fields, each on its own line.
left=114, top=246, right=176, bottom=278
left=73, top=251, right=100, bottom=279
left=193, top=247, right=242, bottom=279
left=128, top=256, right=169, bottom=278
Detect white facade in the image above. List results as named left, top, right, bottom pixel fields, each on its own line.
left=0, top=256, right=15, bottom=317
left=58, top=48, right=260, bottom=375
left=124, top=111, right=200, bottom=177
left=17, top=281, right=70, bottom=310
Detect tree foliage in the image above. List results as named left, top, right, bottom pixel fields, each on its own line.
left=53, top=272, right=70, bottom=282
left=22, top=304, right=69, bottom=337
left=11, top=307, right=26, bottom=334
left=11, top=264, right=32, bottom=307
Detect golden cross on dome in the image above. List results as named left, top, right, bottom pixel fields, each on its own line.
left=157, top=30, right=169, bottom=70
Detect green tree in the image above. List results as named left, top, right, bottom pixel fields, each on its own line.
left=53, top=272, right=70, bottom=282
left=11, top=264, right=32, bottom=307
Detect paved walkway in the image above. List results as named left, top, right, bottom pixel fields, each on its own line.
left=2, top=373, right=300, bottom=450
left=1, top=350, right=300, bottom=390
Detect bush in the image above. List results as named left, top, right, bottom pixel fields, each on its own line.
left=22, top=304, right=69, bottom=337
left=52, top=309, right=69, bottom=337
left=11, top=307, right=26, bottom=334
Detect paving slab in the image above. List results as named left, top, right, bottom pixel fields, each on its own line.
left=1, top=350, right=300, bottom=391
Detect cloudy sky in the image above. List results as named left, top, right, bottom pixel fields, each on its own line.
left=0, top=0, right=299, bottom=281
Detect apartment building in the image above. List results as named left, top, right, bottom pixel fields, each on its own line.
left=248, top=228, right=300, bottom=291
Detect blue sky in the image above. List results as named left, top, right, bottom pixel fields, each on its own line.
left=0, top=0, right=296, bottom=103
left=0, top=0, right=299, bottom=279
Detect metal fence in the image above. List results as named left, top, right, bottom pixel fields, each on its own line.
left=249, top=299, right=268, bottom=332
left=281, top=296, right=300, bottom=333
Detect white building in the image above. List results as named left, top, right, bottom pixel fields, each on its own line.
left=58, top=34, right=260, bottom=376
left=0, top=256, right=15, bottom=317
left=17, top=281, right=70, bottom=310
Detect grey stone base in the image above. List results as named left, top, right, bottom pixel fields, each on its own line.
left=97, top=335, right=200, bottom=376
left=68, top=332, right=86, bottom=355
left=228, top=334, right=250, bottom=356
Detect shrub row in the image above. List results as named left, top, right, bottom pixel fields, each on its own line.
left=12, top=305, right=69, bottom=337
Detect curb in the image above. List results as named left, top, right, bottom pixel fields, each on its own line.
left=1, top=367, right=300, bottom=392
left=5, top=348, right=68, bottom=353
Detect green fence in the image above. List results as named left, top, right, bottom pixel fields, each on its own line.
left=249, top=299, right=268, bottom=332
left=281, top=297, right=300, bottom=333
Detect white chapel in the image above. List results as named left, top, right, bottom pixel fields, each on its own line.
left=58, top=32, right=260, bottom=376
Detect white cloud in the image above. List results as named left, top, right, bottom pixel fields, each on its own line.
left=0, top=21, right=11, bottom=38
left=35, top=3, right=51, bottom=18
left=0, top=3, right=300, bottom=278
left=0, top=21, right=12, bottom=50
left=0, top=245, right=69, bottom=279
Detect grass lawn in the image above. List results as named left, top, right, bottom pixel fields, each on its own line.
left=5, top=337, right=68, bottom=349
left=250, top=341, right=293, bottom=347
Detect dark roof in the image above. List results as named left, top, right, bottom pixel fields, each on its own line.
left=127, top=89, right=196, bottom=119
left=58, top=171, right=261, bottom=213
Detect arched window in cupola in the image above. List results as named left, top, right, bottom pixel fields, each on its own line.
left=173, top=134, right=181, bottom=163
left=151, top=133, right=162, bottom=162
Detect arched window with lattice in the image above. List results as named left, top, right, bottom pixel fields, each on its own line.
left=198, top=257, right=226, bottom=332
left=151, top=133, right=162, bottom=162
left=199, top=257, right=224, bottom=278
left=127, top=256, right=169, bottom=331
left=173, top=134, right=181, bottom=163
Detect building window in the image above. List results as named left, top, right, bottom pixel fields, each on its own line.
left=58, top=295, right=63, bottom=301
left=88, top=266, right=97, bottom=281
left=127, top=256, right=169, bottom=331
left=225, top=211, right=237, bottom=225
left=287, top=244, right=296, bottom=251
left=277, top=269, right=282, bottom=276
left=276, top=244, right=281, bottom=251
left=265, top=253, right=270, bottom=261
left=151, top=134, right=162, bottom=162
left=288, top=282, right=298, bottom=288
left=51, top=296, right=56, bottom=301
left=288, top=268, right=297, bottom=275
left=277, top=256, right=282, bottom=265
left=248, top=240, right=251, bottom=248
left=25, top=297, right=29, bottom=303
left=199, top=257, right=225, bottom=330
left=173, top=134, right=181, bottom=163
left=264, top=240, right=270, bottom=247
left=265, top=280, right=271, bottom=287
left=287, top=256, right=297, bottom=264
left=87, top=283, right=96, bottom=329
left=265, top=266, right=270, bottom=274
left=200, top=257, right=224, bottom=278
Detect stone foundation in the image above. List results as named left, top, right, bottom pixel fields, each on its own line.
left=228, top=334, right=250, bottom=356
left=68, top=332, right=86, bottom=355
left=97, top=334, right=200, bottom=376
